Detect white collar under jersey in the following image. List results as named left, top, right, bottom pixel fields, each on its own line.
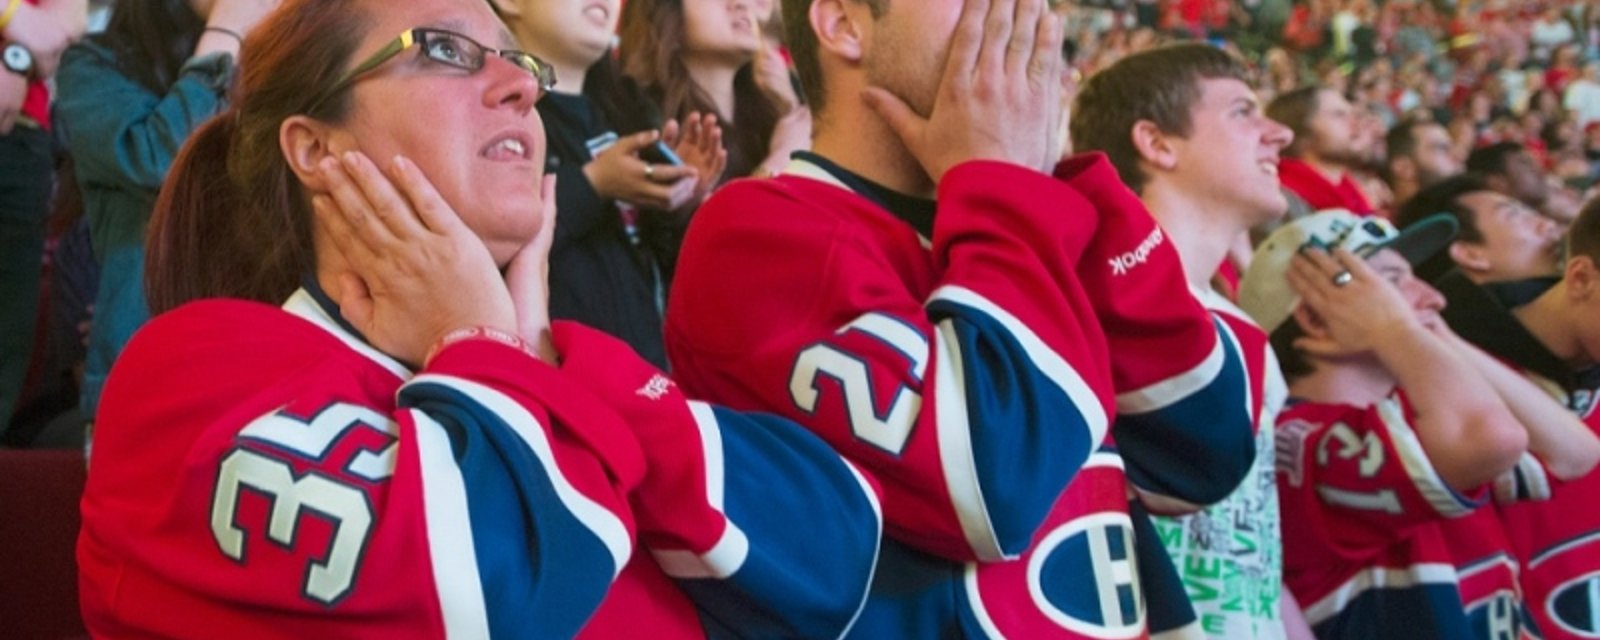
left=282, top=288, right=412, bottom=381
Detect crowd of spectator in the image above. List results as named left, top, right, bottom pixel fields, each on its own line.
left=5, top=0, right=1600, bottom=638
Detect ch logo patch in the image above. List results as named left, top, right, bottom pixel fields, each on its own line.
left=1026, top=512, right=1144, bottom=638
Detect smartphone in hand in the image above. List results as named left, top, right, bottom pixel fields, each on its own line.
left=641, top=140, right=684, bottom=167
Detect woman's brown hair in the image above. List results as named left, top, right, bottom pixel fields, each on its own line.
left=617, top=0, right=783, bottom=179
left=144, top=0, right=371, bottom=315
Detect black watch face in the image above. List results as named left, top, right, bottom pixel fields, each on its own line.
left=4, top=45, right=31, bottom=73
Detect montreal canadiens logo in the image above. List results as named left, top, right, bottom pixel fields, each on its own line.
left=1025, top=512, right=1144, bottom=639
left=1550, top=570, right=1600, bottom=638
left=1464, top=589, right=1522, bottom=640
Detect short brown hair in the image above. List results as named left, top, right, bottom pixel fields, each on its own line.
left=1266, top=85, right=1323, bottom=159
left=1572, top=194, right=1600, bottom=264
left=1069, top=43, right=1250, bottom=193
left=782, top=0, right=886, bottom=112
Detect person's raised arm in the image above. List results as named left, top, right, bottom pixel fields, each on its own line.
left=1289, top=248, right=1526, bottom=491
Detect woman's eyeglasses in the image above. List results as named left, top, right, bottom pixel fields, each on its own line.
left=307, top=28, right=556, bottom=115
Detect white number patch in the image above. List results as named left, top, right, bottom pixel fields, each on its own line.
left=210, top=404, right=397, bottom=605
left=791, top=313, right=928, bottom=455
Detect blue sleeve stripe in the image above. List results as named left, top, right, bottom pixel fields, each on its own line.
left=927, top=284, right=1108, bottom=562
left=650, top=401, right=751, bottom=580
left=836, top=458, right=885, bottom=640
left=409, top=409, right=493, bottom=638
left=928, top=285, right=1109, bottom=440
left=406, top=374, right=634, bottom=575
left=1115, top=314, right=1253, bottom=508
left=1375, top=394, right=1480, bottom=518
left=1115, top=316, right=1228, bottom=414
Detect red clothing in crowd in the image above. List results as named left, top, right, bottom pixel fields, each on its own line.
left=1278, top=158, right=1376, bottom=215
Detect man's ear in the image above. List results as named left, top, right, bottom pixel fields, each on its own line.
left=1567, top=255, right=1598, bottom=301
left=811, top=0, right=865, bottom=64
left=1448, top=240, right=1493, bottom=275
left=280, top=115, right=346, bottom=193
left=1292, top=304, right=1329, bottom=339
left=1130, top=119, right=1177, bottom=172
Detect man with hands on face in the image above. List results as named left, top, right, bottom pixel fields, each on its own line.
left=1242, top=211, right=1597, bottom=640
left=666, top=0, right=1256, bottom=636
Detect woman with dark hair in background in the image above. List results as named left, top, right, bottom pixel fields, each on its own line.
left=53, top=0, right=277, bottom=420
left=620, top=0, right=809, bottom=180
left=492, top=0, right=725, bottom=368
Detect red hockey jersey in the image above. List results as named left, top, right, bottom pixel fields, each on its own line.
left=78, top=288, right=883, bottom=639
left=1495, top=371, right=1600, bottom=640
left=664, top=152, right=1255, bottom=637
left=1276, top=392, right=1519, bottom=640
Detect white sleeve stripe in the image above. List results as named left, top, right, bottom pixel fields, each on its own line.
left=411, top=410, right=492, bottom=639
left=406, top=374, right=634, bottom=577
left=926, top=285, right=1109, bottom=438
left=1115, top=332, right=1226, bottom=414
left=651, top=528, right=750, bottom=579
left=651, top=402, right=750, bottom=580
left=932, top=322, right=1004, bottom=561
left=1493, top=453, right=1552, bottom=504
left=1531, top=531, right=1600, bottom=568
left=1377, top=395, right=1477, bottom=518
left=927, top=285, right=1109, bottom=562
left=1302, top=563, right=1459, bottom=625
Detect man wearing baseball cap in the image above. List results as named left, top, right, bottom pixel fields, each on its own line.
left=1239, top=209, right=1592, bottom=639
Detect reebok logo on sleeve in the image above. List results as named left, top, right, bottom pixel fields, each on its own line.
left=1109, top=227, right=1166, bottom=277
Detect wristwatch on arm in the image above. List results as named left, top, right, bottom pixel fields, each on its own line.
left=2, top=42, right=32, bottom=77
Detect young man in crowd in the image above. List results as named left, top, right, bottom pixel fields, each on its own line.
left=1070, top=42, right=1308, bottom=639
left=1466, top=141, right=1560, bottom=225
left=665, top=0, right=1258, bottom=635
left=1396, top=174, right=1565, bottom=287
left=1241, top=211, right=1594, bottom=639
left=1267, top=86, right=1379, bottom=216
left=1382, top=116, right=1463, bottom=211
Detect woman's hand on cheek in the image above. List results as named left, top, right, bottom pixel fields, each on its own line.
left=313, top=151, right=516, bottom=366
left=505, top=174, right=559, bottom=363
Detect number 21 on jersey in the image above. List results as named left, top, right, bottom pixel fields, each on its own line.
left=790, top=313, right=929, bottom=456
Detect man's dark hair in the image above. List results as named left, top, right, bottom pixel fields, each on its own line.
left=1465, top=141, right=1525, bottom=177
left=1381, top=115, right=1433, bottom=183
left=1266, top=85, right=1323, bottom=159
left=1269, top=321, right=1315, bottom=382
left=1069, top=43, right=1251, bottom=192
left=1571, top=193, right=1600, bottom=265
left=1395, top=173, right=1492, bottom=280
left=782, top=0, right=887, bottom=112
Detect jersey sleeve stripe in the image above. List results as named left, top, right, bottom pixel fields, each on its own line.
left=410, top=410, right=493, bottom=639
left=931, top=321, right=1003, bottom=561
left=1302, top=563, right=1459, bottom=625
left=1377, top=395, right=1481, bottom=518
left=406, top=374, right=634, bottom=576
left=928, top=285, right=1109, bottom=437
left=1113, top=331, right=1227, bottom=414
left=1494, top=452, right=1554, bottom=504
left=927, top=284, right=1110, bottom=562
left=649, top=401, right=752, bottom=580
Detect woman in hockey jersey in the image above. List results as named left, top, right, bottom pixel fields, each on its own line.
left=76, top=0, right=881, bottom=637
left=488, top=0, right=726, bottom=369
